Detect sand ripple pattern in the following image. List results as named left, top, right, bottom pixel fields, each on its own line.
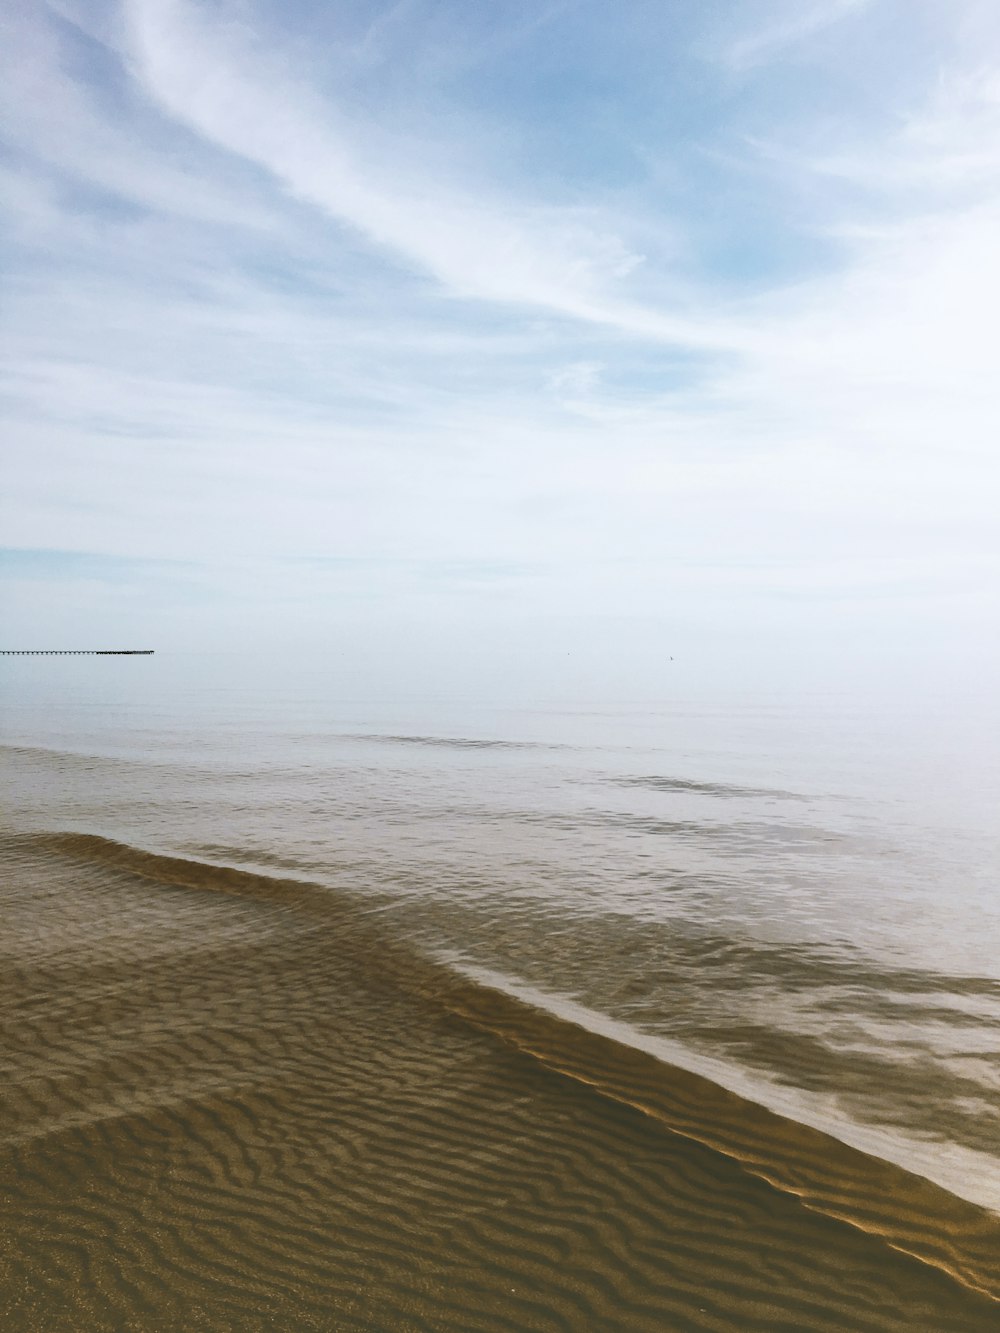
left=1, top=830, right=998, bottom=1331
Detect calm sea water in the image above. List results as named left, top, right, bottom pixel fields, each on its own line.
left=3, top=651, right=999, bottom=1215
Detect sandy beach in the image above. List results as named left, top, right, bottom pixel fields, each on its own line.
left=2, top=829, right=997, bottom=1331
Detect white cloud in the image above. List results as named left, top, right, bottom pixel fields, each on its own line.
left=791, top=64, right=1000, bottom=202
left=119, top=0, right=729, bottom=348
left=717, top=0, right=872, bottom=71
left=546, top=361, right=603, bottom=402
left=1, top=0, right=998, bottom=677
left=0, top=7, right=275, bottom=230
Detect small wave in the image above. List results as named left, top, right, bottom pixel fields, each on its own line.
left=3, top=829, right=338, bottom=914
left=496, top=805, right=847, bottom=855
left=340, top=732, right=568, bottom=751
left=430, top=964, right=1000, bottom=1306
left=612, top=774, right=805, bottom=800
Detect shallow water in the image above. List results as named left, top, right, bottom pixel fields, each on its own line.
left=1, top=653, right=998, bottom=1327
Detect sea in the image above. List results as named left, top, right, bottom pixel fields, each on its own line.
left=2, top=650, right=998, bottom=1329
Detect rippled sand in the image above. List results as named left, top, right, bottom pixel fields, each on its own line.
left=2, top=831, right=997, bottom=1330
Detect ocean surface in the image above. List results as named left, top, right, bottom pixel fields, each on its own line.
left=2, top=652, right=999, bottom=1329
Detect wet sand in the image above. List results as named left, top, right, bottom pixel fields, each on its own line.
left=2, top=831, right=998, bottom=1331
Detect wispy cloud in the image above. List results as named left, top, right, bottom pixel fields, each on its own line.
left=0, top=7, right=273, bottom=230
left=118, top=0, right=728, bottom=346
left=805, top=64, right=1000, bottom=198
left=2, top=0, right=998, bottom=679
left=715, top=0, right=872, bottom=71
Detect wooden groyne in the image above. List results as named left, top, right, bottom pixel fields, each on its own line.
left=0, top=650, right=155, bottom=656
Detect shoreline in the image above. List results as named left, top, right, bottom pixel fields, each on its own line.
left=2, top=828, right=997, bottom=1329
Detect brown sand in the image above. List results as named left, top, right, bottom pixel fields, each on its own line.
left=1, top=831, right=997, bottom=1331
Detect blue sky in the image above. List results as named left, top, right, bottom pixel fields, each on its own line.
left=2, top=0, right=999, bottom=691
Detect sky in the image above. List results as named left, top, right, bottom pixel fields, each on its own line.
left=2, top=0, right=999, bottom=696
